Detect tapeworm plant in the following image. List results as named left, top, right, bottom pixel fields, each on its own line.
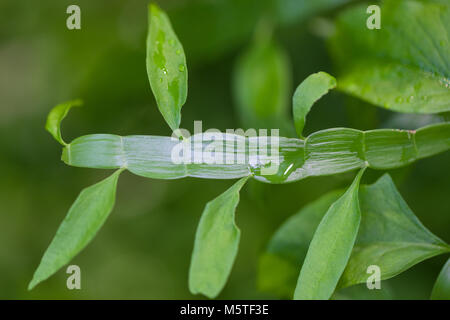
left=30, top=1, right=450, bottom=299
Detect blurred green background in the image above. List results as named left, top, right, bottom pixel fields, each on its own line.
left=0, top=0, right=448, bottom=299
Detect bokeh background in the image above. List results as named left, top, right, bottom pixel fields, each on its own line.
left=0, top=0, right=448, bottom=299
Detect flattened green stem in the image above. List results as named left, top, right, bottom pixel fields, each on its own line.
left=60, top=122, right=450, bottom=184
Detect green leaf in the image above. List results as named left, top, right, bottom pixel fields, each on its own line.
left=258, top=190, right=342, bottom=298
left=330, top=0, right=450, bottom=113
left=45, top=99, right=83, bottom=145
left=293, top=72, right=336, bottom=138
left=294, top=168, right=365, bottom=300
left=431, top=258, right=450, bottom=300
left=28, top=169, right=123, bottom=290
left=189, top=176, right=249, bottom=298
left=275, top=0, right=351, bottom=25
left=259, top=174, right=449, bottom=298
left=147, top=3, right=187, bottom=131
left=332, top=283, right=394, bottom=300
left=340, top=174, right=449, bottom=287
left=233, top=33, right=291, bottom=130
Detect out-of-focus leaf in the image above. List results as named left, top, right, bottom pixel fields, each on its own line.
left=189, top=176, right=249, bottom=298
left=293, top=72, right=336, bottom=138
left=330, top=0, right=450, bottom=113
left=170, top=0, right=271, bottom=63
left=45, top=99, right=83, bottom=145
left=340, top=174, right=450, bottom=287
left=276, top=0, right=352, bottom=25
left=258, top=190, right=342, bottom=298
left=147, top=4, right=187, bottom=131
left=259, top=174, right=450, bottom=298
left=28, top=169, right=123, bottom=290
left=169, top=0, right=348, bottom=64
left=294, top=168, right=364, bottom=300
left=431, top=258, right=450, bottom=299
left=332, top=283, right=394, bottom=300
left=233, top=34, right=291, bottom=131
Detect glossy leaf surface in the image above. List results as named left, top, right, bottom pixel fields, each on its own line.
left=294, top=169, right=364, bottom=300
left=330, top=0, right=450, bottom=113
left=147, top=4, right=187, bottom=131
left=259, top=174, right=449, bottom=298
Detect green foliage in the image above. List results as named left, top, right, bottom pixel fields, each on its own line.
left=330, top=0, right=450, bottom=113
left=293, top=72, right=336, bottom=138
left=32, top=2, right=449, bottom=299
left=60, top=123, right=450, bottom=183
left=431, top=258, right=450, bottom=299
left=294, top=169, right=364, bottom=300
left=340, top=175, right=450, bottom=288
left=189, top=177, right=249, bottom=298
left=259, top=174, right=450, bottom=298
left=45, top=99, right=83, bottom=146
left=259, top=191, right=341, bottom=298
left=28, top=169, right=123, bottom=290
left=147, top=4, right=187, bottom=131
left=233, top=31, right=291, bottom=130
left=275, top=0, right=351, bottom=25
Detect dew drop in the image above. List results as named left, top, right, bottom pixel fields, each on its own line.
left=178, top=65, right=185, bottom=72
left=395, top=97, right=403, bottom=103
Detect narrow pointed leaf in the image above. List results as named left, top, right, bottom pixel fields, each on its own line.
left=293, top=72, right=336, bottom=138
left=189, top=176, right=249, bottom=298
left=28, top=169, right=123, bottom=290
left=258, top=190, right=342, bottom=298
left=45, top=99, right=83, bottom=145
left=431, top=258, right=450, bottom=300
left=146, top=4, right=187, bottom=131
left=339, top=174, right=450, bottom=287
left=294, top=169, right=365, bottom=300
left=259, top=174, right=449, bottom=298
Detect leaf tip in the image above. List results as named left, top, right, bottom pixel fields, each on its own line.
left=45, top=99, right=83, bottom=146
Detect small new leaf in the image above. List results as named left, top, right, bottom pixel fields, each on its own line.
left=45, top=99, right=83, bottom=145
left=147, top=3, right=187, bottom=131
left=189, top=176, right=249, bottom=298
left=28, top=169, right=123, bottom=290
left=294, top=168, right=364, bottom=300
left=293, top=72, right=336, bottom=138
